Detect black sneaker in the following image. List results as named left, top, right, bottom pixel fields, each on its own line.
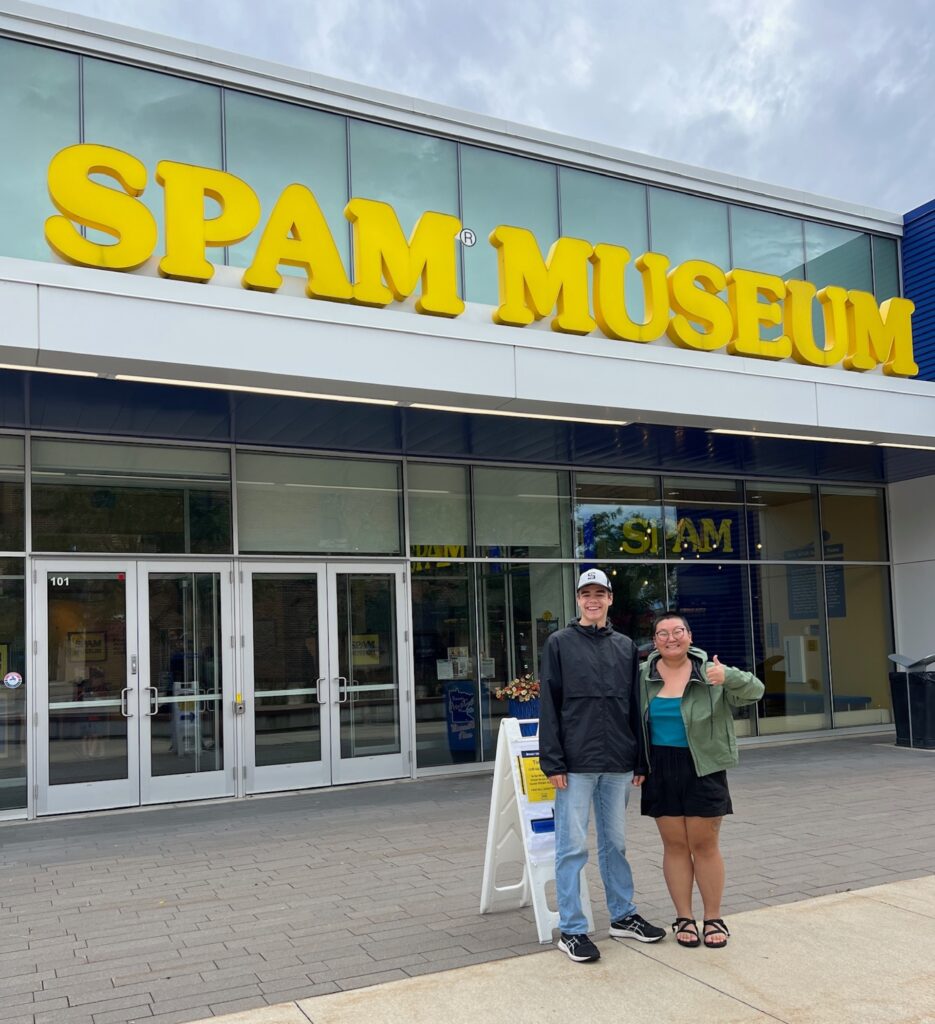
left=557, top=932, right=601, bottom=962
left=609, top=913, right=666, bottom=943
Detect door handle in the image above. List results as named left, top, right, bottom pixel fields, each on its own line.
left=316, top=676, right=327, bottom=705
left=144, top=686, right=158, bottom=716
left=334, top=676, right=348, bottom=703
left=120, top=687, right=133, bottom=718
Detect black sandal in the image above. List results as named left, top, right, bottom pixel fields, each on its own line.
left=702, top=918, right=730, bottom=948
left=672, top=917, right=700, bottom=947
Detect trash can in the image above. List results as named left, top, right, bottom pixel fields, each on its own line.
left=887, top=654, right=935, bottom=749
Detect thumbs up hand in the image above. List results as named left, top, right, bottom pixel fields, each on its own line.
left=706, top=654, right=726, bottom=686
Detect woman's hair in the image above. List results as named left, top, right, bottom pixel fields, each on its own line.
left=652, top=611, right=691, bottom=635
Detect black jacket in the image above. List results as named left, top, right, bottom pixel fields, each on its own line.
left=538, top=619, right=645, bottom=777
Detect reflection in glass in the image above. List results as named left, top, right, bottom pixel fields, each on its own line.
left=408, top=463, right=471, bottom=557
left=251, top=575, right=322, bottom=767
left=559, top=168, right=648, bottom=322
left=752, top=564, right=830, bottom=733
left=663, top=477, right=744, bottom=561
left=602, top=564, right=667, bottom=656
left=730, top=207, right=805, bottom=279
left=0, top=436, right=25, bottom=551
left=820, top=485, right=887, bottom=562
left=350, top=120, right=458, bottom=237
left=479, top=562, right=574, bottom=759
left=667, top=563, right=757, bottom=735
left=460, top=146, right=558, bottom=305
left=828, top=566, right=893, bottom=726
left=574, top=473, right=662, bottom=560
left=237, top=451, right=402, bottom=555
left=336, top=574, right=400, bottom=758
left=648, top=188, right=729, bottom=267
left=805, top=223, right=873, bottom=347
left=148, top=573, right=223, bottom=777
left=411, top=563, right=478, bottom=768
left=226, top=91, right=349, bottom=273
left=31, top=440, right=231, bottom=554
left=0, top=559, right=27, bottom=810
left=746, top=483, right=820, bottom=560
left=83, top=58, right=222, bottom=258
left=872, top=236, right=900, bottom=302
left=0, top=39, right=78, bottom=262
left=474, top=467, right=571, bottom=558
left=47, top=572, right=129, bottom=785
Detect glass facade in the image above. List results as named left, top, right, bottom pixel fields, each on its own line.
left=0, top=26, right=910, bottom=811
left=0, top=33, right=899, bottom=320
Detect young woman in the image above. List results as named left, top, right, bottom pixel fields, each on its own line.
left=637, top=613, right=764, bottom=948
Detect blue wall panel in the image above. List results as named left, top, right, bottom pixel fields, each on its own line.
left=903, top=198, right=935, bottom=382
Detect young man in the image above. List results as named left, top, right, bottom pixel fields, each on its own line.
left=538, top=568, right=665, bottom=962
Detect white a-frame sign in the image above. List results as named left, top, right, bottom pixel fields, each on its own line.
left=479, top=717, right=593, bottom=943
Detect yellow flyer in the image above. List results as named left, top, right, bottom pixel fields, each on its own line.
left=517, top=751, right=554, bottom=803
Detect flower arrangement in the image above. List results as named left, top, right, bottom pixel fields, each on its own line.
left=493, top=673, right=540, bottom=702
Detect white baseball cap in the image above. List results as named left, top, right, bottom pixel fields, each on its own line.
left=576, top=568, right=612, bottom=593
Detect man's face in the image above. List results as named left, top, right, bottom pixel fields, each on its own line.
left=576, top=584, right=612, bottom=626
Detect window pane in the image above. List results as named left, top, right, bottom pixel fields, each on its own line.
left=805, top=223, right=873, bottom=291
left=828, top=565, right=893, bottom=727
left=460, top=146, right=558, bottom=305
left=663, top=477, right=744, bottom=561
left=0, top=39, right=79, bottom=261
left=574, top=472, right=663, bottom=560
left=83, top=59, right=222, bottom=258
left=0, top=436, right=25, bottom=551
left=31, top=440, right=231, bottom=553
left=408, top=463, right=471, bottom=556
left=480, top=561, right=575, bottom=760
left=752, top=564, right=830, bottom=733
left=559, top=168, right=648, bottom=320
left=474, top=467, right=571, bottom=558
left=350, top=120, right=458, bottom=236
left=649, top=188, right=729, bottom=267
left=0, top=558, right=26, bottom=810
left=873, top=236, right=900, bottom=301
left=602, top=564, right=667, bottom=655
left=225, top=91, right=349, bottom=272
left=745, top=482, right=820, bottom=560
left=731, top=207, right=805, bottom=279
left=411, top=563, right=479, bottom=768
left=236, top=451, right=401, bottom=554
left=820, top=486, right=887, bottom=561
left=666, top=563, right=756, bottom=734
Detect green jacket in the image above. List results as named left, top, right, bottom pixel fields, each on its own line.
left=639, top=646, right=764, bottom=777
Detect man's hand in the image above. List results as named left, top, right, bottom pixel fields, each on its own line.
left=548, top=773, right=567, bottom=789
left=632, top=775, right=645, bottom=787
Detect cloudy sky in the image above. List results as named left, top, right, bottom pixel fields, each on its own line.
left=22, top=0, right=935, bottom=214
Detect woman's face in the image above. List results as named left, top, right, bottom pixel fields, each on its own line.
left=653, top=617, right=691, bottom=659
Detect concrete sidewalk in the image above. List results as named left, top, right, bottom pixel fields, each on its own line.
left=0, top=733, right=933, bottom=1024
left=192, top=874, right=935, bottom=1024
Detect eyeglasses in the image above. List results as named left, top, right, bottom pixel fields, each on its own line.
left=654, top=627, right=688, bottom=640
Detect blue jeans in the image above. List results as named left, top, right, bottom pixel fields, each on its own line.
left=554, top=772, right=637, bottom=934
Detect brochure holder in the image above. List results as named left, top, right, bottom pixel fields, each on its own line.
left=479, top=716, right=593, bottom=943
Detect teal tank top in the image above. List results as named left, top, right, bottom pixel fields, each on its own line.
left=649, top=696, right=689, bottom=747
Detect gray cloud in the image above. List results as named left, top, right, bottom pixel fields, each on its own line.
left=23, top=0, right=935, bottom=213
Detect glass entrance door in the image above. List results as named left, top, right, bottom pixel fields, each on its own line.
left=35, top=560, right=234, bottom=815
left=242, top=563, right=409, bottom=792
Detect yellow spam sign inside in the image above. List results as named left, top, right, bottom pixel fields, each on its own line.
left=44, top=144, right=917, bottom=377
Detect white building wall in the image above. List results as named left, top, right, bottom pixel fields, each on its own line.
left=889, top=474, right=935, bottom=662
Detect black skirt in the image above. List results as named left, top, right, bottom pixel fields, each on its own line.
left=640, top=745, right=732, bottom=818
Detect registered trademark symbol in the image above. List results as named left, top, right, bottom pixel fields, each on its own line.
left=459, top=228, right=476, bottom=247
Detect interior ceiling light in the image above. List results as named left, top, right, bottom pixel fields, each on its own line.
left=114, top=374, right=398, bottom=406
left=410, top=403, right=628, bottom=426
left=709, top=428, right=873, bottom=446
left=878, top=442, right=935, bottom=452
